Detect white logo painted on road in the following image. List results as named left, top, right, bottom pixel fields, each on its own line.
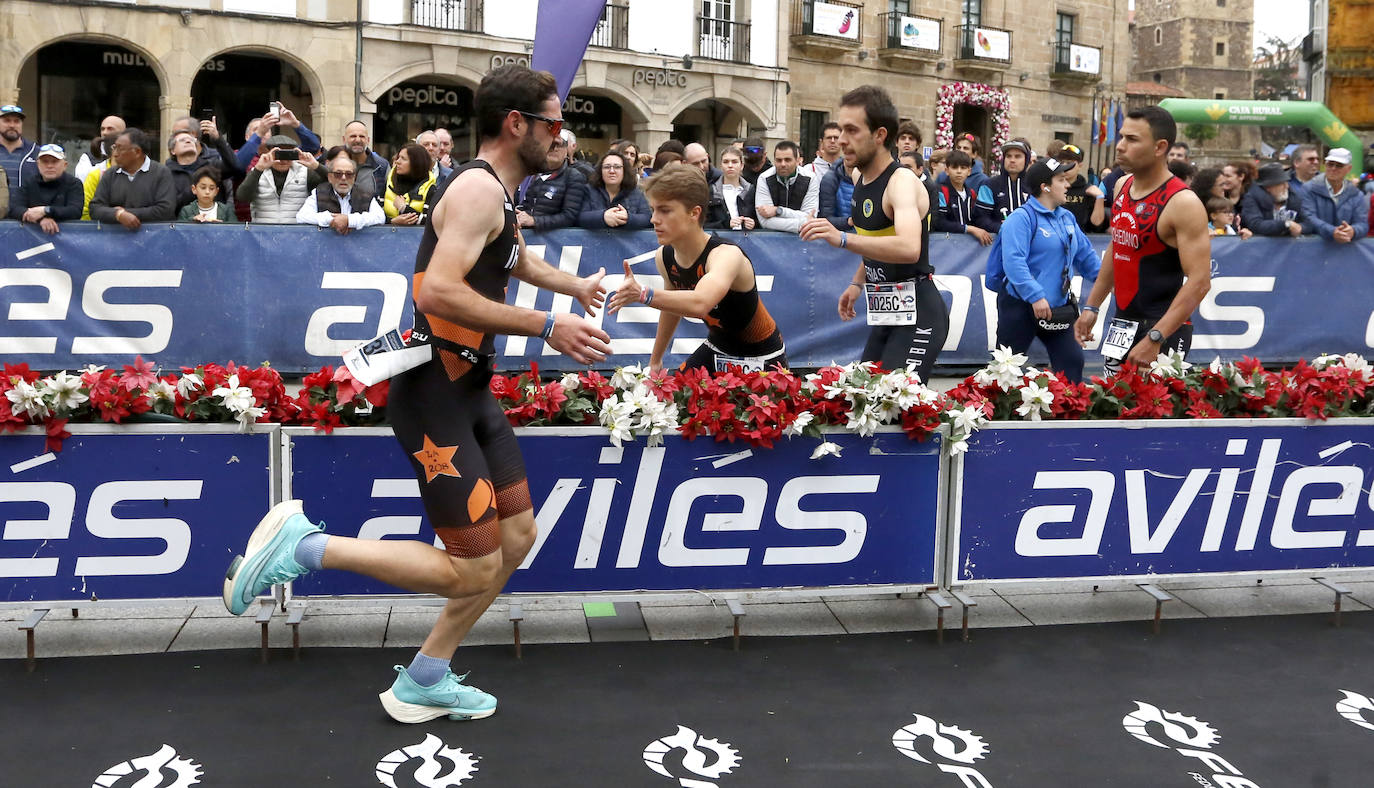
left=90, top=744, right=202, bottom=788
left=892, top=714, right=994, bottom=786
left=375, top=734, right=478, bottom=787
left=1337, top=689, right=1374, bottom=732
left=642, top=725, right=741, bottom=786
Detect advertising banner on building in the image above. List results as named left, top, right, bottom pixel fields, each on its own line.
left=950, top=421, right=1374, bottom=584
left=2, top=223, right=1371, bottom=373
left=286, top=427, right=942, bottom=595
left=1069, top=44, right=1101, bottom=75
left=900, top=16, right=941, bottom=51
left=0, top=427, right=277, bottom=603
left=972, top=27, right=1010, bottom=60
left=812, top=2, right=860, bottom=39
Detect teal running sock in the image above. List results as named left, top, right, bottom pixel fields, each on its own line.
left=406, top=652, right=451, bottom=687
left=293, top=532, right=329, bottom=572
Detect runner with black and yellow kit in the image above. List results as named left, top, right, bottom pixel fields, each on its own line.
left=607, top=163, right=786, bottom=373
left=221, top=65, right=612, bottom=724
left=800, top=85, right=948, bottom=381
left=1074, top=105, right=1211, bottom=368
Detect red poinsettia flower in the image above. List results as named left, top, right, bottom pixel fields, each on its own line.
left=120, top=355, right=159, bottom=392
left=332, top=366, right=365, bottom=404
left=45, top=418, right=71, bottom=453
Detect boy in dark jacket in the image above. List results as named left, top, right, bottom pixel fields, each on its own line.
left=932, top=150, right=998, bottom=244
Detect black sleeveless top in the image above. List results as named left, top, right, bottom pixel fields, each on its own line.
left=850, top=159, right=933, bottom=282
left=1110, top=174, right=1190, bottom=320
left=412, top=159, right=519, bottom=380
left=663, top=236, right=783, bottom=357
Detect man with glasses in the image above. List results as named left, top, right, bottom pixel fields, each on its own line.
left=810, top=121, right=843, bottom=178
left=1288, top=144, right=1321, bottom=191
left=295, top=151, right=384, bottom=234
left=1047, top=140, right=1106, bottom=233
left=235, top=134, right=323, bottom=224
left=88, top=128, right=177, bottom=230
left=222, top=65, right=612, bottom=725
left=740, top=136, right=771, bottom=186
left=515, top=127, right=585, bottom=231
left=0, top=104, right=39, bottom=193
left=1300, top=147, right=1368, bottom=244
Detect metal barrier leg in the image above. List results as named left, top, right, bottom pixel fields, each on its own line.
left=726, top=598, right=745, bottom=651
left=948, top=590, right=978, bottom=643
left=1136, top=584, right=1173, bottom=635
left=286, top=604, right=306, bottom=661
left=1313, top=577, right=1352, bottom=628
left=925, top=592, right=952, bottom=645
left=509, top=603, right=524, bottom=660
left=255, top=600, right=275, bottom=663
left=20, top=609, right=49, bottom=673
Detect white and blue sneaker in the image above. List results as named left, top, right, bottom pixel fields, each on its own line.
left=222, top=500, right=323, bottom=615
left=379, top=666, right=498, bottom=723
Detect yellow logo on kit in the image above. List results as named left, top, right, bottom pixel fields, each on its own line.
left=862, top=198, right=874, bottom=218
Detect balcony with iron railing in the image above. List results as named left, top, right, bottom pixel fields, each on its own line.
left=790, top=0, right=862, bottom=54
left=954, top=23, right=1012, bottom=73
left=589, top=2, right=630, bottom=50
left=411, top=0, right=483, bottom=32
left=877, top=11, right=942, bottom=64
left=697, top=15, right=752, bottom=64
left=1052, top=41, right=1102, bottom=85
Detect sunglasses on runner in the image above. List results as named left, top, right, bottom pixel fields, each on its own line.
left=508, top=109, right=563, bottom=138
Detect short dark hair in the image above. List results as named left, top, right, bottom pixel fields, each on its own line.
left=474, top=65, right=558, bottom=141
left=1169, top=141, right=1190, bottom=153
left=191, top=165, right=221, bottom=186
left=1167, top=159, right=1196, bottom=182
left=774, top=140, right=801, bottom=159
left=839, top=85, right=898, bottom=146
left=1126, top=105, right=1177, bottom=149
left=897, top=120, right=922, bottom=144
left=119, top=128, right=152, bottom=155
left=821, top=121, right=841, bottom=136
left=652, top=150, right=683, bottom=170
left=953, top=132, right=982, bottom=156
left=1204, top=196, right=1235, bottom=215
left=656, top=139, right=686, bottom=156
left=899, top=149, right=923, bottom=168
left=946, top=150, right=973, bottom=169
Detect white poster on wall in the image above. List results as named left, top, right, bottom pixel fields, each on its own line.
left=813, top=2, right=861, bottom=40
left=1070, top=44, right=1101, bottom=74
left=899, top=16, right=941, bottom=51
left=971, top=27, right=1010, bottom=60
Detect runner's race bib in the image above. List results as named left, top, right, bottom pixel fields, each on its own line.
left=342, top=328, right=433, bottom=386
left=864, top=280, right=918, bottom=326
left=714, top=353, right=767, bottom=374
left=1101, top=317, right=1141, bottom=362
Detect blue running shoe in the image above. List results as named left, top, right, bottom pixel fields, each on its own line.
left=379, top=666, right=498, bottom=723
left=222, top=500, right=323, bottom=615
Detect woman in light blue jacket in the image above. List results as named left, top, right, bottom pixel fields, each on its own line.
left=985, top=157, right=1101, bottom=382
left=578, top=151, right=651, bottom=230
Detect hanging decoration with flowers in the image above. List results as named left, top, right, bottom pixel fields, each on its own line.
left=934, top=82, right=1011, bottom=152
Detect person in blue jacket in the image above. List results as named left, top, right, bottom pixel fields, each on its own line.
left=1300, top=148, right=1369, bottom=243
left=985, top=157, right=1100, bottom=382
left=578, top=150, right=651, bottom=230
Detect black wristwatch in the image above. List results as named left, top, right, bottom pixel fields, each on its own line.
left=1146, top=328, right=1164, bottom=344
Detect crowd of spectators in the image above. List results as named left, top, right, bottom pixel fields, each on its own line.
left=1, top=102, right=1370, bottom=245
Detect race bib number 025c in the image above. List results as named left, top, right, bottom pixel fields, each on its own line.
left=864, top=280, right=918, bottom=326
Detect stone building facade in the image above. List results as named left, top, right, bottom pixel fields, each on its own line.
left=1130, top=0, right=1257, bottom=160
left=783, top=0, right=1130, bottom=170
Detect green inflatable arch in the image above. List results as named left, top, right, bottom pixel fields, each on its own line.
left=1158, top=98, right=1365, bottom=174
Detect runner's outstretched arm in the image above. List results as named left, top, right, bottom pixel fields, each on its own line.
left=510, top=229, right=607, bottom=315
left=799, top=167, right=925, bottom=264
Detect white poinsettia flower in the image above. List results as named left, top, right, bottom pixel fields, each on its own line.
left=784, top=410, right=815, bottom=437
left=950, top=404, right=989, bottom=435
left=43, top=371, right=89, bottom=411
left=610, top=365, right=645, bottom=391
left=810, top=441, right=843, bottom=460
left=6, top=380, right=50, bottom=419
left=991, top=346, right=1028, bottom=369
left=1342, top=353, right=1371, bottom=376
left=212, top=374, right=255, bottom=414
left=559, top=372, right=581, bottom=391
left=947, top=436, right=971, bottom=455
left=235, top=405, right=266, bottom=432
left=1209, top=357, right=1226, bottom=374
left=81, top=364, right=107, bottom=375
left=176, top=372, right=204, bottom=399
left=845, top=406, right=880, bottom=437
left=1014, top=380, right=1054, bottom=421
left=147, top=379, right=177, bottom=403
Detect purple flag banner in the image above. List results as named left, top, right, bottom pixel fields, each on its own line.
left=532, top=0, right=609, bottom=101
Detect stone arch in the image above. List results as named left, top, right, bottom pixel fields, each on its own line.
left=363, top=61, right=485, bottom=105
left=666, top=88, right=770, bottom=133
left=196, top=45, right=326, bottom=113
left=14, top=33, right=170, bottom=96
left=567, top=80, right=653, bottom=126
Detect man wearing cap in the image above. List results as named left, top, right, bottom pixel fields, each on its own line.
left=739, top=137, right=771, bottom=186
left=984, top=138, right=1034, bottom=231
left=235, top=134, right=323, bottom=224
left=89, top=128, right=177, bottom=229
left=1047, top=140, right=1106, bottom=233
left=985, top=157, right=1101, bottom=382
left=9, top=144, right=83, bottom=234
left=1240, top=161, right=1310, bottom=237
left=1300, top=148, right=1368, bottom=244
left=0, top=105, right=39, bottom=194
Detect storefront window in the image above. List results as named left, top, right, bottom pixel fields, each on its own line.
left=33, top=42, right=160, bottom=164
left=562, top=93, right=624, bottom=162
left=192, top=54, right=313, bottom=149
left=374, top=80, right=475, bottom=162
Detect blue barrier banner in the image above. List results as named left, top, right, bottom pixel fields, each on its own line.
left=952, top=421, right=1374, bottom=583
left=0, top=427, right=277, bottom=603
left=287, top=427, right=941, bottom=594
left=2, top=221, right=1371, bottom=373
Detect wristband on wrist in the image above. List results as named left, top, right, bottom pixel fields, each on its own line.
left=1082, top=305, right=1100, bottom=313
left=839, top=232, right=848, bottom=248
left=540, top=311, right=556, bottom=340
left=847, top=282, right=862, bottom=290
left=641, top=286, right=654, bottom=306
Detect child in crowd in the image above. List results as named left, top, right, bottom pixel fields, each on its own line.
left=1206, top=196, right=1237, bottom=236
left=926, top=149, right=948, bottom=182
left=932, top=150, right=998, bottom=245
left=178, top=166, right=233, bottom=223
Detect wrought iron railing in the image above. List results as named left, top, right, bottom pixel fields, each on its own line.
left=792, top=0, right=863, bottom=38
left=879, top=11, right=942, bottom=53
left=956, top=23, right=1012, bottom=63
left=1054, top=42, right=1100, bottom=74
left=698, top=16, right=752, bottom=63
left=590, top=3, right=629, bottom=50
left=411, top=0, right=483, bottom=32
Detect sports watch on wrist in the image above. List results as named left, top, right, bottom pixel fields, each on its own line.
left=1147, top=328, right=1164, bottom=344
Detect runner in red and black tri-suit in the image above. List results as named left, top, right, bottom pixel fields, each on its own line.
left=1076, top=105, right=1211, bottom=369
